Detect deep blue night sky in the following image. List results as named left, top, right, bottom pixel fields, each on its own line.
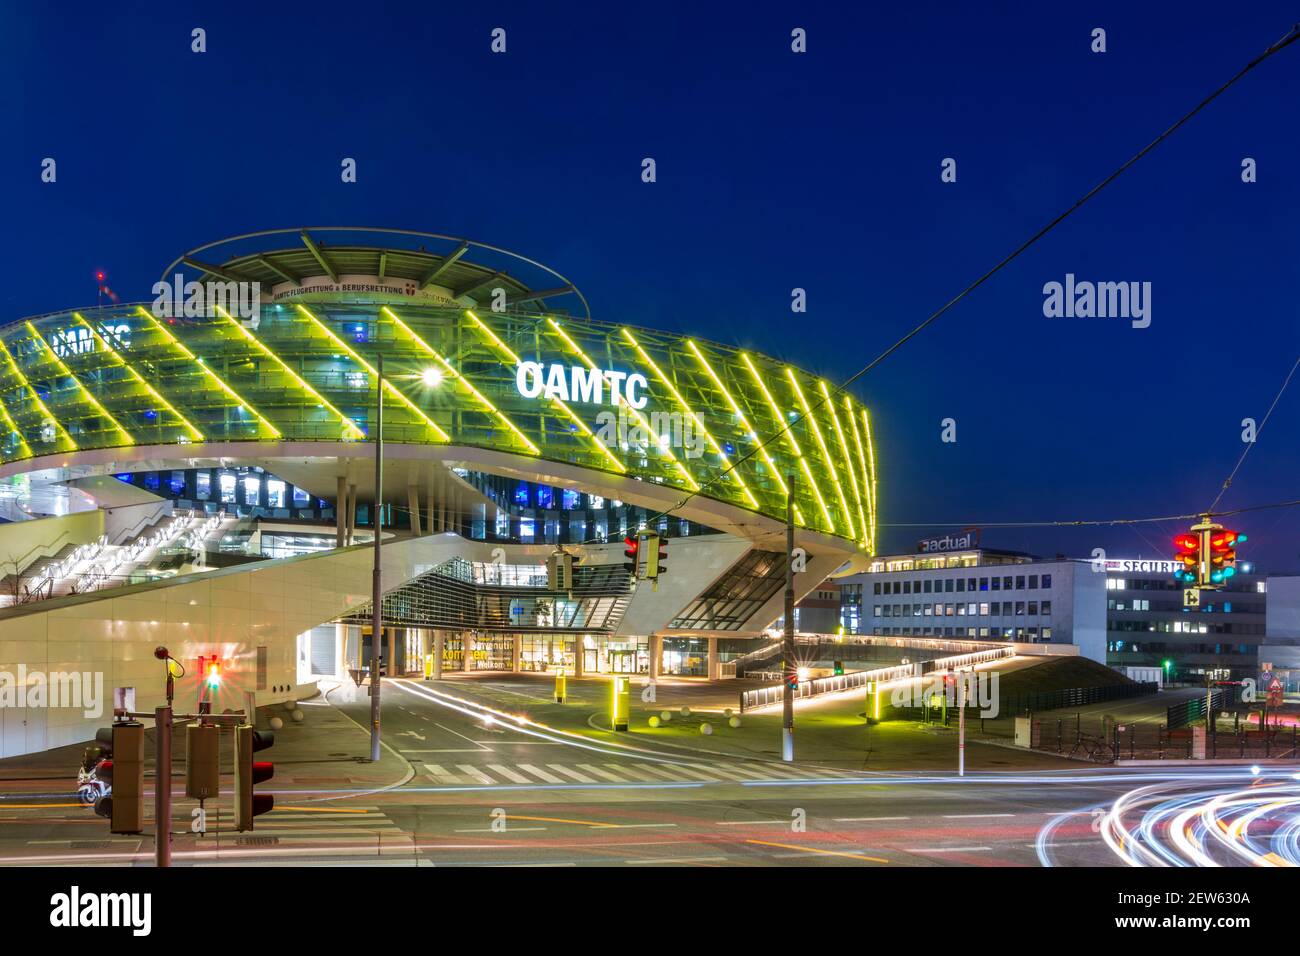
left=3, top=3, right=1297, bottom=568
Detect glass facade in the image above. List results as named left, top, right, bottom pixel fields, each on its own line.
left=0, top=295, right=876, bottom=550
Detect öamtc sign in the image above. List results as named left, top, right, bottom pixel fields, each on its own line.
left=916, top=529, right=980, bottom=554
left=515, top=361, right=649, bottom=409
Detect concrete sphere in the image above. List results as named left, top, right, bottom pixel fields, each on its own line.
left=729, top=716, right=742, bottom=729
left=660, top=710, right=672, bottom=722
left=291, top=709, right=305, bottom=722
left=284, top=700, right=297, bottom=711
left=699, top=723, right=713, bottom=735
left=648, top=715, right=661, bottom=728
left=679, top=706, right=691, bottom=717
left=723, top=708, right=734, bottom=718
left=269, top=717, right=284, bottom=730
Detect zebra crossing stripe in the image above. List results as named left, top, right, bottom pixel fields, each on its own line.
left=486, top=764, right=532, bottom=783
left=575, top=764, right=628, bottom=782
left=455, top=764, right=495, bottom=785
left=517, top=764, right=566, bottom=783
left=547, top=765, right=598, bottom=784
left=633, top=763, right=695, bottom=782
left=423, top=764, right=460, bottom=784
left=605, top=763, right=657, bottom=782
left=687, top=764, right=760, bottom=781
left=659, top=764, right=719, bottom=782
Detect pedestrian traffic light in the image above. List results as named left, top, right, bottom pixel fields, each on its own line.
left=185, top=722, right=220, bottom=800
left=833, top=660, right=844, bottom=676
left=203, top=659, right=221, bottom=689
left=622, top=535, right=640, bottom=578
left=546, top=549, right=576, bottom=591
left=109, top=720, right=144, bottom=834
left=234, top=724, right=274, bottom=830
left=644, top=533, right=667, bottom=590
left=784, top=666, right=798, bottom=692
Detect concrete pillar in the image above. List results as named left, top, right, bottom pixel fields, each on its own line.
left=649, top=634, right=662, bottom=679
left=707, top=636, right=720, bottom=681
left=572, top=637, right=583, bottom=678
left=462, top=632, right=474, bottom=672
left=336, top=476, right=347, bottom=548
left=335, top=622, right=349, bottom=678
left=408, top=485, right=422, bottom=535
left=440, top=499, right=450, bottom=535
left=512, top=634, right=522, bottom=673
left=387, top=628, right=399, bottom=676
left=346, top=483, right=358, bottom=546
left=427, top=492, right=437, bottom=532
left=434, top=632, right=444, bottom=679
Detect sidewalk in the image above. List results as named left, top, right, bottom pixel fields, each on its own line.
left=425, top=672, right=1080, bottom=772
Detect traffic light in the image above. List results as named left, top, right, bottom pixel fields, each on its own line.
left=546, top=549, right=577, bottom=591
left=1172, top=532, right=1199, bottom=585
left=833, top=660, right=844, bottom=676
left=185, top=722, right=220, bottom=800
left=622, top=535, right=640, bottom=579
left=1208, top=528, right=1243, bottom=585
left=644, top=533, right=667, bottom=590
left=109, top=720, right=145, bottom=834
left=203, top=658, right=221, bottom=689
left=234, top=724, right=274, bottom=830
left=784, top=663, right=798, bottom=692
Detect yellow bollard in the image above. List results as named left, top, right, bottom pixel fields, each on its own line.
left=555, top=668, right=567, bottom=703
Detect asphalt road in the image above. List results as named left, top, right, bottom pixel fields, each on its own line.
left=0, top=678, right=1284, bottom=867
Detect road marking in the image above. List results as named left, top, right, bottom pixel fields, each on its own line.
left=740, top=763, right=810, bottom=779
left=633, top=763, right=695, bottom=782
left=517, top=764, right=565, bottom=784
left=745, top=839, right=888, bottom=863
left=455, top=764, right=496, bottom=785
left=599, top=823, right=679, bottom=830
left=455, top=826, right=547, bottom=833
left=575, top=764, right=628, bottom=783
left=901, top=846, right=993, bottom=853
left=625, top=855, right=728, bottom=865
left=941, top=813, right=1014, bottom=819
left=486, top=764, right=532, bottom=784
left=660, top=764, right=721, bottom=782
left=833, top=816, right=911, bottom=822
left=717, top=820, right=781, bottom=826
left=684, top=764, right=751, bottom=781
left=434, top=722, right=492, bottom=750
left=423, top=764, right=462, bottom=784
left=605, top=763, right=656, bottom=782
left=506, top=814, right=616, bottom=828
left=547, top=765, right=598, bottom=784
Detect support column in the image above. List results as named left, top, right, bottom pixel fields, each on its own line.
left=335, top=622, right=348, bottom=678
left=433, top=632, right=444, bottom=679
left=346, top=483, right=358, bottom=546
left=462, top=632, right=474, bottom=672
left=427, top=492, right=438, bottom=532
left=440, top=499, right=450, bottom=535
left=512, top=634, right=522, bottom=673
left=336, top=476, right=347, bottom=548
left=572, top=637, right=583, bottom=678
left=408, top=485, right=422, bottom=535
left=707, top=636, right=720, bottom=681
left=387, top=628, right=398, bottom=676
left=649, top=634, right=662, bottom=679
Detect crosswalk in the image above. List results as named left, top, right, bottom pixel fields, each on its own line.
left=420, top=759, right=847, bottom=788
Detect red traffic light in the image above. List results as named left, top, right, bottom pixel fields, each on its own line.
left=1173, top=534, right=1198, bottom=553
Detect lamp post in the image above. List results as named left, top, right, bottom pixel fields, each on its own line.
left=369, top=353, right=384, bottom=763
left=782, top=472, right=795, bottom=762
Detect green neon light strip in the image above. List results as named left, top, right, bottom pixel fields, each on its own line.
left=465, top=310, right=627, bottom=473
left=621, top=328, right=752, bottom=507
left=0, top=337, right=77, bottom=450
left=295, top=304, right=449, bottom=442
left=25, top=321, right=134, bottom=444
left=72, top=313, right=204, bottom=442
left=136, top=307, right=282, bottom=438
left=384, top=306, right=538, bottom=454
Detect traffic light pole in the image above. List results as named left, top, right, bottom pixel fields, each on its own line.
left=370, top=353, right=384, bottom=764
left=782, top=472, right=795, bottom=762
left=154, top=704, right=171, bottom=867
